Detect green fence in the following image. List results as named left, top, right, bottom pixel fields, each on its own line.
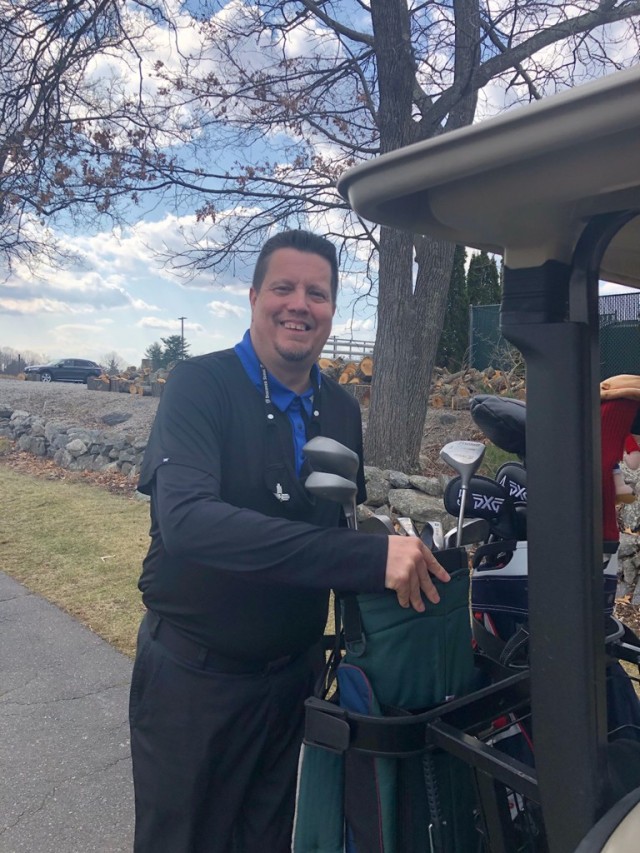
left=470, top=294, right=640, bottom=379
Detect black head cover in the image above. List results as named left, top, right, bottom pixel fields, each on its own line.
left=444, top=474, right=518, bottom=540
left=495, top=461, right=527, bottom=504
left=470, top=394, right=526, bottom=459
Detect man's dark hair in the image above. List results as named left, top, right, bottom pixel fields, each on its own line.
left=252, top=230, right=339, bottom=302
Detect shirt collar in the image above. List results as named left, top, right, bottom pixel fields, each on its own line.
left=234, top=329, right=320, bottom=413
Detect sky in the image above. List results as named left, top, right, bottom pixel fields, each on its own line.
left=1, top=1, right=636, bottom=369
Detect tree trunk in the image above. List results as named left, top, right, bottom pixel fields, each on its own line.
left=365, top=231, right=455, bottom=471
left=364, top=0, right=480, bottom=470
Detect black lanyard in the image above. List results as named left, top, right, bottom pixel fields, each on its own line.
left=259, top=364, right=322, bottom=512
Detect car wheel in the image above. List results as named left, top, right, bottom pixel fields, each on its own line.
left=40, top=372, right=53, bottom=383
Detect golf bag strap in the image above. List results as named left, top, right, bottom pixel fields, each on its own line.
left=342, top=594, right=366, bottom=656
left=472, top=618, right=530, bottom=669
left=304, top=696, right=433, bottom=757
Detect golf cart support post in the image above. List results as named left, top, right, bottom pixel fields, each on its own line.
left=337, top=66, right=640, bottom=852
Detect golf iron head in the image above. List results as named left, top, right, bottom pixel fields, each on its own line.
left=420, top=520, right=444, bottom=551
left=359, top=515, right=396, bottom=536
left=443, top=518, right=491, bottom=550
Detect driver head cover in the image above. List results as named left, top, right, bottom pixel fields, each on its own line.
left=600, top=375, right=640, bottom=401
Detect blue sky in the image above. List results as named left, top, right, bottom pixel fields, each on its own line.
left=1, top=1, right=635, bottom=368
left=0, top=212, right=377, bottom=366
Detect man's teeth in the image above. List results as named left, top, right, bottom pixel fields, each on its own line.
left=283, top=322, right=308, bottom=331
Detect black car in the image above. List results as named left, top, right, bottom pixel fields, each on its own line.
left=24, top=359, right=103, bottom=383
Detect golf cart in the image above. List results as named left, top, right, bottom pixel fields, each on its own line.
left=333, top=66, right=640, bottom=852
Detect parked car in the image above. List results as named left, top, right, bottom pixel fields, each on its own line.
left=24, top=359, right=103, bottom=384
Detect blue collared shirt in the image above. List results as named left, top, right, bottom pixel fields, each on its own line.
left=234, top=330, right=320, bottom=475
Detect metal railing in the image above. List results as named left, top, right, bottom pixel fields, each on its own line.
left=321, top=337, right=374, bottom=361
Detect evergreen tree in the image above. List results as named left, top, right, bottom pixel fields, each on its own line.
left=144, top=342, right=164, bottom=370
left=436, top=245, right=468, bottom=370
left=467, top=251, right=501, bottom=306
left=161, top=334, right=189, bottom=365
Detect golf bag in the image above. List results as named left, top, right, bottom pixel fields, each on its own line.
left=467, top=393, right=640, bottom=745
left=293, top=549, right=481, bottom=853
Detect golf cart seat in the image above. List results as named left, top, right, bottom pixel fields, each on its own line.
left=574, top=786, right=640, bottom=853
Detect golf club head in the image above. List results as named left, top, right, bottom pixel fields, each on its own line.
left=303, top=436, right=359, bottom=481
left=443, top=474, right=518, bottom=540
left=359, top=515, right=396, bottom=535
left=443, top=518, right=492, bottom=549
left=420, top=521, right=444, bottom=551
left=439, top=440, right=486, bottom=483
left=397, top=517, right=419, bottom=537
left=470, top=394, right=527, bottom=460
left=305, top=471, right=358, bottom=529
left=495, top=461, right=527, bottom=504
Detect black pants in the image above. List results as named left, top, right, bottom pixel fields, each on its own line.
left=129, top=613, right=322, bottom=853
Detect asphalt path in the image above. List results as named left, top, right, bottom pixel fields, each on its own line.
left=0, top=573, right=134, bottom=852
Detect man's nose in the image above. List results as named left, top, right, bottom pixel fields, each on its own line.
left=286, top=286, right=310, bottom=311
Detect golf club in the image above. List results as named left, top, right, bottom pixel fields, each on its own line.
left=397, top=517, right=419, bottom=537
left=421, top=520, right=444, bottom=552
left=443, top=517, right=491, bottom=550
left=305, top=471, right=358, bottom=530
left=440, top=440, right=486, bottom=547
left=359, top=515, right=396, bottom=535
left=303, top=436, right=360, bottom=481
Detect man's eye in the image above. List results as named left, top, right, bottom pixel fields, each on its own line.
left=309, top=290, right=329, bottom=301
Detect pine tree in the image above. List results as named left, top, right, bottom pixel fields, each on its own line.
left=436, top=245, right=468, bottom=370
left=467, top=251, right=501, bottom=306
left=161, top=335, right=189, bottom=366
left=144, top=342, right=164, bottom=370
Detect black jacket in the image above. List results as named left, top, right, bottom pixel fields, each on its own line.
left=137, top=349, right=387, bottom=659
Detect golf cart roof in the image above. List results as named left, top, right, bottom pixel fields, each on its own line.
left=337, top=66, right=640, bottom=286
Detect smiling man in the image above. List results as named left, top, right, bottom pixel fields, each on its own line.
left=129, top=230, right=447, bottom=853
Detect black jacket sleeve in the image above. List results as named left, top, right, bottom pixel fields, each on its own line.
left=153, top=462, right=388, bottom=593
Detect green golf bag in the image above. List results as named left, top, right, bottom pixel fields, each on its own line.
left=293, top=550, right=480, bottom=853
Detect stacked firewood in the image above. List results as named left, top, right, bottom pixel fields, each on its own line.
left=88, top=366, right=170, bottom=398
left=429, top=366, right=526, bottom=409
left=317, top=357, right=524, bottom=408
left=318, top=355, right=373, bottom=385
left=85, top=355, right=524, bottom=407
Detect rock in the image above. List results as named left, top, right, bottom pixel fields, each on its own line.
left=386, top=470, right=410, bottom=488
left=387, top=489, right=451, bottom=526
left=101, top=412, right=132, bottom=426
left=409, top=475, right=443, bottom=497
left=363, top=466, right=389, bottom=507
left=66, top=438, right=88, bottom=457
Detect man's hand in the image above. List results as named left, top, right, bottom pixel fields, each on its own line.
left=385, top=536, right=450, bottom=612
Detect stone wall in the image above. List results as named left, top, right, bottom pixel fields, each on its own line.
left=0, top=407, right=147, bottom=478
left=3, top=403, right=640, bottom=591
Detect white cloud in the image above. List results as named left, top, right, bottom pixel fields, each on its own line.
left=137, top=316, right=204, bottom=333
left=207, top=300, right=246, bottom=318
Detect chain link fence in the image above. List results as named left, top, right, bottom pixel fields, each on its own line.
left=470, top=293, right=640, bottom=379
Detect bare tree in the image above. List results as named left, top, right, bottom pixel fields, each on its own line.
left=147, top=0, right=640, bottom=469
left=3, top=0, right=640, bottom=469
left=0, top=0, right=179, bottom=270
left=101, top=350, right=126, bottom=374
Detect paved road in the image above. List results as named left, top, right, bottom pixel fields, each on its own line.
left=0, top=573, right=134, bottom=852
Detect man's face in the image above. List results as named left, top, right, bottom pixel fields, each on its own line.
left=249, top=247, right=335, bottom=378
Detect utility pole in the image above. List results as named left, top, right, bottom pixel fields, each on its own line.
left=178, top=316, right=187, bottom=359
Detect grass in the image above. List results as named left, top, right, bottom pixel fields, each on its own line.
left=479, top=442, right=521, bottom=478
left=0, top=465, right=149, bottom=657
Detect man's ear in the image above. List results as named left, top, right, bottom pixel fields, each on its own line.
left=249, top=287, right=257, bottom=313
